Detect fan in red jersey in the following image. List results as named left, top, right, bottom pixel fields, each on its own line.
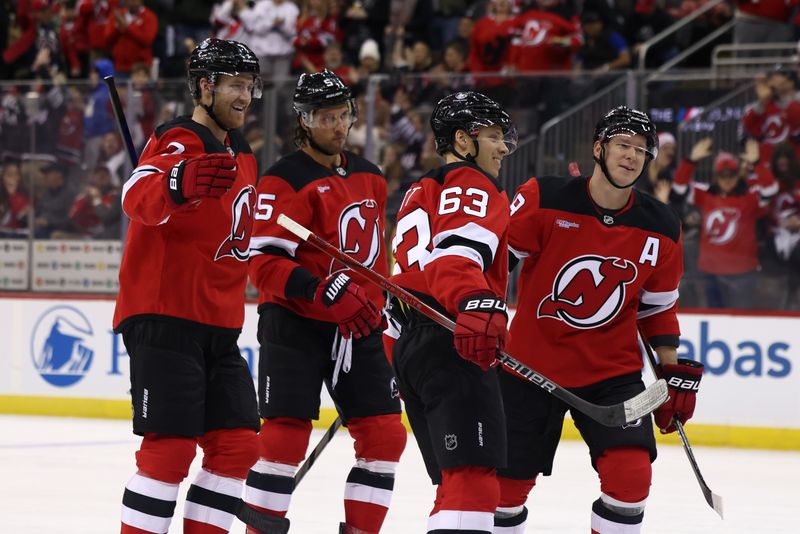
left=113, top=38, right=266, bottom=534
left=496, top=106, right=702, bottom=534
left=672, top=137, right=777, bottom=309
left=386, top=91, right=517, bottom=533
left=243, top=69, right=406, bottom=534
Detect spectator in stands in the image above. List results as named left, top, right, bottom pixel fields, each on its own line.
left=80, top=0, right=117, bottom=61
left=635, top=131, right=677, bottom=205
left=83, top=59, right=117, bottom=172
left=770, top=142, right=800, bottom=307
left=734, top=0, right=796, bottom=47
left=0, top=159, right=30, bottom=237
left=347, top=93, right=387, bottom=157
left=129, top=62, right=157, bottom=144
left=211, top=0, right=248, bottom=41
left=292, top=0, right=342, bottom=73
left=3, top=0, right=63, bottom=80
left=33, top=163, right=75, bottom=239
left=68, top=165, right=122, bottom=239
left=575, top=9, right=630, bottom=72
left=431, top=0, right=469, bottom=52
left=672, top=138, right=776, bottom=309
left=55, top=86, right=85, bottom=169
left=60, top=0, right=91, bottom=78
left=623, top=0, right=677, bottom=69
left=322, top=42, right=357, bottom=86
left=238, top=0, right=300, bottom=79
left=0, top=87, right=28, bottom=156
left=98, top=132, right=129, bottom=187
left=388, top=86, right=426, bottom=174
left=742, top=66, right=800, bottom=163
left=427, top=39, right=473, bottom=101
left=339, top=0, right=390, bottom=66
left=104, top=0, right=158, bottom=75
left=511, top=0, right=582, bottom=73
left=468, top=0, right=516, bottom=103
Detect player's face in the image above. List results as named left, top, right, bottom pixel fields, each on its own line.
left=306, top=103, right=352, bottom=154
left=208, top=73, right=255, bottom=129
left=474, top=124, right=510, bottom=178
left=599, top=133, right=648, bottom=186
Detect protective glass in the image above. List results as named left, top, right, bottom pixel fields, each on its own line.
left=211, top=72, right=264, bottom=99
left=473, top=122, right=519, bottom=154
left=300, top=103, right=357, bottom=129
left=606, top=132, right=657, bottom=159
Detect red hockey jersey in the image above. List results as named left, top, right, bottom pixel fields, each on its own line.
left=113, top=116, right=258, bottom=332
left=673, top=160, right=772, bottom=275
left=507, top=176, right=682, bottom=388
left=249, top=150, right=388, bottom=322
left=390, top=161, right=510, bottom=316
left=510, top=10, right=581, bottom=72
left=742, top=98, right=800, bottom=162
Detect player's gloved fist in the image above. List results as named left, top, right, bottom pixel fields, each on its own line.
left=316, top=272, right=381, bottom=339
left=653, top=358, right=704, bottom=434
left=453, top=295, right=509, bottom=371
left=167, top=153, right=237, bottom=204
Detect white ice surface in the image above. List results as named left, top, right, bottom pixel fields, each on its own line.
left=0, top=415, right=797, bottom=533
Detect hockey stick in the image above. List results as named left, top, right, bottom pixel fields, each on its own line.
left=637, top=329, right=724, bottom=518
left=295, top=416, right=344, bottom=486
left=103, top=76, right=138, bottom=167
left=277, top=214, right=668, bottom=427
left=105, top=76, right=288, bottom=533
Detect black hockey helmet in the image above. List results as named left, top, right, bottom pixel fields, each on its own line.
left=431, top=91, right=517, bottom=155
left=293, top=69, right=355, bottom=114
left=187, top=38, right=262, bottom=99
left=593, top=105, right=658, bottom=160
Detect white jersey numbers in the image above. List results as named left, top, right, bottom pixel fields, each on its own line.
left=638, top=236, right=660, bottom=267
left=510, top=192, right=526, bottom=216
left=392, top=207, right=432, bottom=271
left=438, top=186, right=489, bottom=218
left=255, top=193, right=276, bottom=221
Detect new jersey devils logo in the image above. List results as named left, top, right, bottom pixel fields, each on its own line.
left=330, top=199, right=381, bottom=274
left=215, top=185, right=255, bottom=261
left=705, top=207, right=740, bottom=245
left=538, top=255, right=637, bottom=329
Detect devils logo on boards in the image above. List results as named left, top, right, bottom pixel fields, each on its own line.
left=330, top=199, right=382, bottom=274
left=538, top=255, right=637, bottom=329
left=215, top=185, right=256, bottom=261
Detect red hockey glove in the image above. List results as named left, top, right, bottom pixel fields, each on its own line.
left=316, top=272, right=381, bottom=339
left=653, top=358, right=704, bottom=434
left=167, top=154, right=237, bottom=204
left=453, top=295, right=509, bottom=371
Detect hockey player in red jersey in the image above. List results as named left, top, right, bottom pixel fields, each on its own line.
left=243, top=69, right=406, bottom=534
left=495, top=106, right=703, bottom=533
left=113, top=39, right=264, bottom=534
left=386, top=91, right=517, bottom=533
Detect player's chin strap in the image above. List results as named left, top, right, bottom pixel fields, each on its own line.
left=331, top=331, right=352, bottom=389
left=202, top=91, right=233, bottom=132
left=594, top=144, right=651, bottom=190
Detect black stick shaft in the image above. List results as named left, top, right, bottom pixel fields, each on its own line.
left=103, top=75, right=138, bottom=167
left=295, top=416, right=344, bottom=486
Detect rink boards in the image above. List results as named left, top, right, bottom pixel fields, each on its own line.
left=1, top=294, right=798, bottom=451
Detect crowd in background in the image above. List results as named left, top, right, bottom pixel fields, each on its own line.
left=1, top=0, right=800, bottom=310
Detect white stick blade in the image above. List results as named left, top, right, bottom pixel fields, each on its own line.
left=711, top=493, right=723, bottom=519
left=277, top=214, right=311, bottom=241
left=623, top=378, right=668, bottom=423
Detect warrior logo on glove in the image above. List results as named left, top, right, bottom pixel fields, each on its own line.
left=538, top=255, right=638, bottom=328
left=331, top=199, right=382, bottom=274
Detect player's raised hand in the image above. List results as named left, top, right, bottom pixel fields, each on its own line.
left=654, top=358, right=704, bottom=433
left=316, top=272, right=381, bottom=339
left=167, top=153, right=237, bottom=204
left=453, top=294, right=509, bottom=371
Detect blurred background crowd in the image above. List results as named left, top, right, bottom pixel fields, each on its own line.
left=1, top=0, right=799, bottom=310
